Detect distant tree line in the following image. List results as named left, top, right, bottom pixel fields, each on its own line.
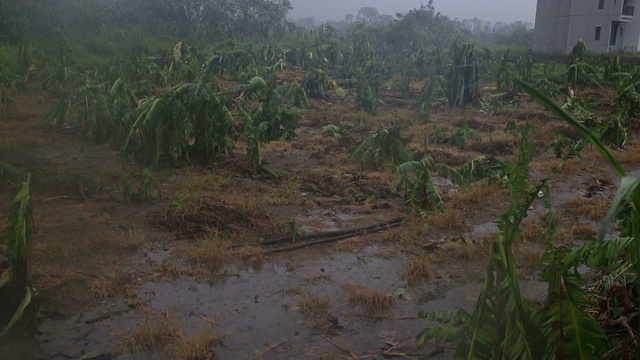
left=1, top=0, right=533, bottom=48
left=0, top=0, right=294, bottom=41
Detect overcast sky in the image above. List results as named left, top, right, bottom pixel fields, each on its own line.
left=288, top=0, right=538, bottom=24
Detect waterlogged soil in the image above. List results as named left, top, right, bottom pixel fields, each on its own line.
left=0, top=83, right=637, bottom=359
left=35, top=245, right=549, bottom=360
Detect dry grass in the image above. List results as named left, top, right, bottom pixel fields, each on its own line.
left=173, top=330, right=226, bottom=360
left=403, top=256, right=431, bottom=284
left=109, top=229, right=145, bottom=252
left=448, top=183, right=508, bottom=208
left=434, top=238, right=477, bottom=262
left=230, top=246, right=265, bottom=270
left=301, top=273, right=332, bottom=285
left=515, top=243, right=545, bottom=272
left=395, top=107, right=416, bottom=123
left=267, top=177, right=301, bottom=205
left=613, top=139, right=640, bottom=164
left=178, top=234, right=230, bottom=274
left=564, top=196, right=610, bottom=221
left=570, top=223, right=597, bottom=240
left=32, top=242, right=68, bottom=261
left=174, top=169, right=234, bottom=203
left=298, top=290, right=332, bottom=326
left=343, top=284, right=395, bottom=314
left=89, top=270, right=136, bottom=300
left=129, top=310, right=225, bottom=358
left=129, top=310, right=184, bottom=352
left=518, top=219, right=546, bottom=243
left=427, top=209, right=467, bottom=231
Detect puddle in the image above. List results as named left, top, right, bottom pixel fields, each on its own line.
left=36, top=246, right=549, bottom=359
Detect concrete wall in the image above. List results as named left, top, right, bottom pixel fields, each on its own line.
left=622, top=0, right=640, bottom=50
left=534, top=0, right=640, bottom=53
left=533, top=0, right=568, bottom=53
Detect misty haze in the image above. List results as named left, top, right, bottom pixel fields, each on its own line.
left=289, top=0, right=537, bottom=23
left=0, top=1, right=637, bottom=360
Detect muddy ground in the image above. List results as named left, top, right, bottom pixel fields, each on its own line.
left=0, top=81, right=638, bottom=359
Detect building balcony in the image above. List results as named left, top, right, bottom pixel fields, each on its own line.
left=621, top=5, right=634, bottom=22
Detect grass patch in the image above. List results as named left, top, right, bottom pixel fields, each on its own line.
left=298, top=290, right=332, bottom=326
left=403, top=256, right=431, bottom=284
left=174, top=169, right=235, bottom=204
left=427, top=208, right=467, bottom=231
left=517, top=219, right=546, bottom=243
left=129, top=310, right=183, bottom=352
left=173, top=330, right=226, bottom=360
left=110, top=229, right=145, bottom=252
left=448, top=183, right=507, bottom=208
left=434, top=238, right=476, bottom=262
left=230, top=245, right=265, bottom=270
left=89, top=270, right=136, bottom=300
left=564, top=196, right=610, bottom=221
left=301, top=273, right=332, bottom=285
left=515, top=243, right=545, bottom=273
left=267, top=177, right=301, bottom=205
left=179, top=234, right=230, bottom=275
left=343, top=284, right=395, bottom=314
left=613, top=139, right=640, bottom=164
left=570, top=223, right=597, bottom=240
left=129, top=309, right=225, bottom=358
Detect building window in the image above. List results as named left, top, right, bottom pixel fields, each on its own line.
left=599, top=0, right=605, bottom=9
left=595, top=26, right=602, bottom=40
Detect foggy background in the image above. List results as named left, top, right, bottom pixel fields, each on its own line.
left=288, top=0, right=537, bottom=23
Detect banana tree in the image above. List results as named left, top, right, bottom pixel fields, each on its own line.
left=396, top=156, right=444, bottom=212
left=352, top=124, right=412, bottom=168
left=121, top=81, right=236, bottom=168
left=232, top=75, right=305, bottom=175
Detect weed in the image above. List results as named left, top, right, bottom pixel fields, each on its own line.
left=284, top=217, right=302, bottom=242
left=343, top=284, right=395, bottom=314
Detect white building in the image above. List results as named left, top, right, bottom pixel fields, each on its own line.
left=533, top=0, right=640, bottom=54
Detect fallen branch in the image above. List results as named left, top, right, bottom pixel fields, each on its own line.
left=264, top=219, right=403, bottom=254
left=259, top=217, right=404, bottom=247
